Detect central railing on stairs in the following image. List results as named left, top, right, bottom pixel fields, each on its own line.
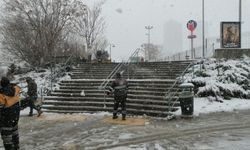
left=98, top=48, right=142, bottom=107
left=165, top=60, right=195, bottom=113
left=98, top=48, right=142, bottom=90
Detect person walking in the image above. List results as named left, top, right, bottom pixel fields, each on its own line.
left=109, top=72, right=128, bottom=120
left=25, top=77, right=42, bottom=117
left=0, top=77, right=21, bottom=150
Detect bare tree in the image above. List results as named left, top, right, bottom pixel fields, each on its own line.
left=0, top=0, right=81, bottom=67
left=74, top=1, right=107, bottom=56
left=142, top=43, right=162, bottom=61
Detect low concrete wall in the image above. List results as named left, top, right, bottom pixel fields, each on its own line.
left=215, top=48, right=250, bottom=59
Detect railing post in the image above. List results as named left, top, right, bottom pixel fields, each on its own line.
left=50, top=64, right=53, bottom=91
left=103, top=90, right=106, bottom=108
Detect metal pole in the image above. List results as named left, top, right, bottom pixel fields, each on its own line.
left=148, top=29, right=150, bottom=60
left=212, top=43, right=215, bottom=56
left=109, top=44, right=111, bottom=61
left=145, top=26, right=153, bottom=61
left=239, top=0, right=242, bottom=48
left=191, top=38, right=194, bottom=59
left=205, top=38, right=208, bottom=56
left=239, top=0, right=242, bottom=23
left=191, top=31, right=194, bottom=59
left=202, top=0, right=205, bottom=58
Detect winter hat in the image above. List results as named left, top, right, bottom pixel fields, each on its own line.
left=1, top=77, right=10, bottom=87
left=116, top=72, right=121, bottom=78
left=26, top=77, right=32, bottom=82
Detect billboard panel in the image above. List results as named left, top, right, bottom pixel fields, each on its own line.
left=221, top=22, right=241, bottom=48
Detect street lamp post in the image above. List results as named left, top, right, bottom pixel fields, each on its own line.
left=145, top=25, right=153, bottom=61
left=202, top=0, right=205, bottom=58
left=109, top=44, right=115, bottom=62
left=82, top=4, right=91, bottom=61
left=239, top=0, right=242, bottom=23
left=239, top=0, right=242, bottom=48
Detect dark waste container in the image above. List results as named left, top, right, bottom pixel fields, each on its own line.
left=179, top=83, right=194, bottom=117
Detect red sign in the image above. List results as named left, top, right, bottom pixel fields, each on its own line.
left=187, top=20, right=197, bottom=32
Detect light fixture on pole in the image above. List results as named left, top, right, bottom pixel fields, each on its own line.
left=145, top=25, right=153, bottom=61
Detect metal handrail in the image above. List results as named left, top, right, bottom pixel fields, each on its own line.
left=165, top=61, right=194, bottom=112
left=97, top=48, right=141, bottom=108
left=98, top=48, right=141, bottom=90
left=98, top=62, right=124, bottom=90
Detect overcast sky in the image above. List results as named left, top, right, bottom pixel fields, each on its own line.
left=1, top=0, right=249, bottom=61
left=89, top=0, right=250, bottom=61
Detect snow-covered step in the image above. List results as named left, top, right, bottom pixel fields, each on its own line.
left=44, top=96, right=179, bottom=106
left=42, top=106, right=176, bottom=117
left=43, top=61, right=192, bottom=117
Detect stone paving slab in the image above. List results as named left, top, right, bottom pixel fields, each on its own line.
left=103, top=117, right=149, bottom=126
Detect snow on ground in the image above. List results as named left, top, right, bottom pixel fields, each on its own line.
left=1, top=59, right=250, bottom=150
left=174, top=98, right=250, bottom=116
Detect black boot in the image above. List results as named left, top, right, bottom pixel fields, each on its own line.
left=122, top=114, right=126, bottom=120
left=37, top=108, right=43, bottom=117
left=29, top=107, right=33, bottom=116
left=28, top=112, right=33, bottom=117
left=113, top=113, right=118, bottom=119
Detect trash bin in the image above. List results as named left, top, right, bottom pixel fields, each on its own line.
left=179, top=83, right=194, bottom=117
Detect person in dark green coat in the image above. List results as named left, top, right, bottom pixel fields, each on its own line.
left=25, top=77, right=42, bottom=117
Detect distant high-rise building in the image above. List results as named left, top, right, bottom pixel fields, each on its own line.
left=163, top=20, right=183, bottom=57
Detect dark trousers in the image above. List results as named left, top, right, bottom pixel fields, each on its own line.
left=1, top=103, right=20, bottom=150
left=28, top=100, right=40, bottom=115
left=113, top=96, right=126, bottom=116
left=22, top=97, right=40, bottom=115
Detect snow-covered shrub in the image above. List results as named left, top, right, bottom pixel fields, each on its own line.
left=183, top=57, right=250, bottom=100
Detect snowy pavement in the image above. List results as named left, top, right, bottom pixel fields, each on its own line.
left=174, top=97, right=250, bottom=116
left=1, top=97, right=250, bottom=150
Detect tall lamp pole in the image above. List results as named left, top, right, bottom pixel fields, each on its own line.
left=239, top=0, right=242, bottom=23
left=109, top=44, right=115, bottom=62
left=202, top=0, right=205, bottom=58
left=145, top=25, right=153, bottom=61
left=83, top=5, right=90, bottom=60
left=239, top=0, right=242, bottom=48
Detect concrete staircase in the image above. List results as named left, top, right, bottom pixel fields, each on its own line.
left=42, top=61, right=191, bottom=117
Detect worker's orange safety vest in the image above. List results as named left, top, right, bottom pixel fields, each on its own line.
left=0, top=86, right=21, bottom=107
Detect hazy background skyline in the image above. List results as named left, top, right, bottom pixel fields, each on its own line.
left=0, top=0, right=249, bottom=61
left=88, top=0, right=250, bottom=61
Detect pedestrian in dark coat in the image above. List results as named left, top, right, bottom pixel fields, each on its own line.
left=0, top=77, right=21, bottom=150
left=25, top=77, right=42, bottom=117
left=110, top=72, right=128, bottom=120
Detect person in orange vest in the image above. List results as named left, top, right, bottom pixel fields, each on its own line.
left=0, top=77, right=21, bottom=150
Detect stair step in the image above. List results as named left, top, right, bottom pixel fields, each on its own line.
left=44, top=98, right=179, bottom=105
left=42, top=106, right=178, bottom=117
left=42, top=61, right=192, bottom=117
